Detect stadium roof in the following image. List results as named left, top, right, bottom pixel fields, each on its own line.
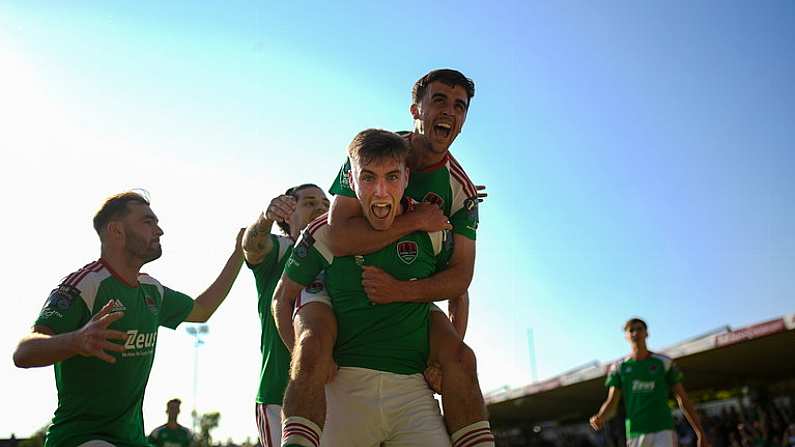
left=486, top=312, right=795, bottom=427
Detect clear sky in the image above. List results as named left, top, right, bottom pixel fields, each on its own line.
left=1, top=0, right=793, bottom=442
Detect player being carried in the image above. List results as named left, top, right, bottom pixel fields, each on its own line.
left=590, top=318, right=710, bottom=447
left=275, top=128, right=482, bottom=446
left=13, top=191, right=244, bottom=447
left=276, top=69, right=493, bottom=447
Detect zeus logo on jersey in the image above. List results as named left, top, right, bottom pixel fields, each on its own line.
left=122, top=330, right=158, bottom=357
left=632, top=380, right=656, bottom=392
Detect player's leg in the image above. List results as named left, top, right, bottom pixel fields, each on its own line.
left=652, top=430, right=677, bottom=447
left=256, top=403, right=283, bottom=447
left=320, top=367, right=387, bottom=447
left=382, top=371, right=450, bottom=447
left=428, top=307, right=495, bottom=447
left=281, top=300, right=336, bottom=447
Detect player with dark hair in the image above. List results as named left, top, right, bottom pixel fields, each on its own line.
left=591, top=318, right=710, bottom=447
left=275, top=129, right=460, bottom=446
left=241, top=184, right=329, bottom=447
left=13, top=191, right=244, bottom=447
left=149, top=399, right=191, bottom=447
left=277, top=68, right=493, bottom=447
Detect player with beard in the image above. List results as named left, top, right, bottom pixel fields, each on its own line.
left=274, top=129, right=466, bottom=446
left=241, top=184, right=329, bottom=447
left=13, top=191, right=244, bottom=447
left=279, top=69, right=493, bottom=447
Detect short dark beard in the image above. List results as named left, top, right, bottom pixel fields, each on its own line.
left=125, top=231, right=161, bottom=264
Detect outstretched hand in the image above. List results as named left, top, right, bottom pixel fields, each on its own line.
left=74, top=300, right=126, bottom=363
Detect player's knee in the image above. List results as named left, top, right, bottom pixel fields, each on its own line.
left=293, top=330, right=332, bottom=374
left=457, top=342, right=478, bottom=376
left=439, top=339, right=478, bottom=376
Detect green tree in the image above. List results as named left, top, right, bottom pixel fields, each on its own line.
left=193, top=411, right=220, bottom=447
left=19, top=425, right=48, bottom=447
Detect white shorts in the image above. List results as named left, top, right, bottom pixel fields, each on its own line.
left=255, top=403, right=282, bottom=447
left=321, top=367, right=450, bottom=447
left=627, top=430, right=677, bottom=447
left=293, top=273, right=332, bottom=318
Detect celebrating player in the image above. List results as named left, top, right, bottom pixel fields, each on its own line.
left=13, top=191, right=244, bottom=447
left=322, top=68, right=492, bottom=444
left=274, top=128, right=465, bottom=446
left=242, top=185, right=329, bottom=447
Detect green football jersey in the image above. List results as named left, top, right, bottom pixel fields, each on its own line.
left=329, top=149, right=479, bottom=240
left=284, top=208, right=451, bottom=375
left=34, top=260, right=194, bottom=447
left=148, top=424, right=192, bottom=447
left=604, top=353, right=684, bottom=438
left=249, top=234, right=293, bottom=405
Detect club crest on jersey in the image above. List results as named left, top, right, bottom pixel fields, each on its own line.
left=423, top=192, right=445, bottom=208
left=397, top=241, right=419, bottom=264
left=649, top=364, right=658, bottom=373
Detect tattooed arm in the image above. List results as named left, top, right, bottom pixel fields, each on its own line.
left=243, top=195, right=296, bottom=265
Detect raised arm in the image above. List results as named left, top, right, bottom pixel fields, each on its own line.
left=271, top=274, right=305, bottom=352
left=326, top=196, right=450, bottom=257
left=674, top=383, right=710, bottom=447
left=590, top=386, right=622, bottom=430
left=242, top=195, right=296, bottom=265
left=13, top=301, right=126, bottom=368
left=185, top=229, right=245, bottom=323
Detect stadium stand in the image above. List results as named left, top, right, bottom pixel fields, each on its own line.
left=487, top=313, right=795, bottom=446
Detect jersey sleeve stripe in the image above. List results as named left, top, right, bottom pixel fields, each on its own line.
left=306, top=213, right=329, bottom=236
left=61, top=261, right=101, bottom=287
left=448, top=155, right=478, bottom=198
left=64, top=261, right=103, bottom=288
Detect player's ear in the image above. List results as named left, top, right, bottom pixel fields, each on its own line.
left=106, top=221, right=125, bottom=241
left=410, top=103, right=420, bottom=120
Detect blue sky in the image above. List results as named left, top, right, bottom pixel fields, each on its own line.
left=1, top=0, right=793, bottom=442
